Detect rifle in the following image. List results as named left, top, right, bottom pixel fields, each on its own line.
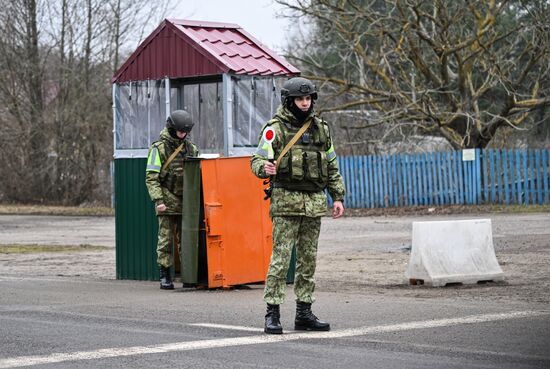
left=263, top=157, right=275, bottom=200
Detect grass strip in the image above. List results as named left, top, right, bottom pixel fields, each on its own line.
left=0, top=244, right=111, bottom=254
left=0, top=205, right=113, bottom=216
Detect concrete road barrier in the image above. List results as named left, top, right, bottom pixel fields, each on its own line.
left=405, top=219, right=504, bottom=287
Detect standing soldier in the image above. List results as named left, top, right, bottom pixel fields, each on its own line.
left=145, top=110, right=199, bottom=290
left=251, top=77, right=345, bottom=334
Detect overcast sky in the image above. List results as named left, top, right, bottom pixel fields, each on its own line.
left=172, top=0, right=292, bottom=51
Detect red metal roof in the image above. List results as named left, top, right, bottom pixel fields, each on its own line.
left=112, top=19, right=299, bottom=83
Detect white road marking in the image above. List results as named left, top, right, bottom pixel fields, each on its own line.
left=0, top=310, right=546, bottom=368
left=189, top=323, right=264, bottom=332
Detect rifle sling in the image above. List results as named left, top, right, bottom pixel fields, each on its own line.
left=161, top=143, right=184, bottom=172
left=275, top=118, right=312, bottom=170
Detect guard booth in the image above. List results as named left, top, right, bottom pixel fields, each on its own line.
left=112, top=19, right=299, bottom=286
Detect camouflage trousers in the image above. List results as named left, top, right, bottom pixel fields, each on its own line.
left=156, top=215, right=182, bottom=268
left=264, top=216, right=321, bottom=305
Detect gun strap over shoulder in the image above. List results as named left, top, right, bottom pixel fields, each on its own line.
left=275, top=118, right=312, bottom=170
left=161, top=143, right=184, bottom=172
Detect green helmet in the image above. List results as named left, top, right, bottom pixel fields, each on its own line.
left=280, top=77, right=318, bottom=104
left=167, top=110, right=194, bottom=133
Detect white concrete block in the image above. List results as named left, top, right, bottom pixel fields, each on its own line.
left=404, top=219, right=504, bottom=287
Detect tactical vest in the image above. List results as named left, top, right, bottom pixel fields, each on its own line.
left=273, top=117, right=330, bottom=192
left=156, top=140, right=190, bottom=196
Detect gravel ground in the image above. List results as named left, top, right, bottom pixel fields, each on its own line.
left=315, top=213, right=550, bottom=304
left=0, top=212, right=548, bottom=304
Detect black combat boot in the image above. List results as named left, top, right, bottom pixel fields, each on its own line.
left=264, top=304, right=283, bottom=334
left=294, top=301, right=330, bottom=331
left=159, top=266, right=174, bottom=290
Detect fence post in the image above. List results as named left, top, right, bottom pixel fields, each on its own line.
left=489, top=150, right=497, bottom=204
left=448, top=151, right=454, bottom=204
left=528, top=150, right=536, bottom=204
left=475, top=148, right=482, bottom=204
left=535, top=150, right=542, bottom=204
left=508, top=149, right=515, bottom=204
left=543, top=150, right=549, bottom=204
left=481, top=148, right=488, bottom=204
left=370, top=155, right=375, bottom=207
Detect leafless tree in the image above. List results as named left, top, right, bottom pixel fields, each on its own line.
left=0, top=0, right=176, bottom=204
left=277, top=0, right=550, bottom=150
left=0, top=0, right=50, bottom=202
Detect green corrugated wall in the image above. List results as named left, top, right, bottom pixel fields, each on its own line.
left=115, top=158, right=159, bottom=280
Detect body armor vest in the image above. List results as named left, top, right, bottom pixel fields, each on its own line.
left=273, top=118, right=330, bottom=192
left=157, top=140, right=189, bottom=196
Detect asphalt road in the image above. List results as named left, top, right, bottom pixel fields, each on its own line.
left=0, top=276, right=548, bottom=369
left=0, top=213, right=549, bottom=368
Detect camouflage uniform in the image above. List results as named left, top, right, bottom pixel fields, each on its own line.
left=251, top=105, right=345, bottom=305
left=145, top=127, right=199, bottom=268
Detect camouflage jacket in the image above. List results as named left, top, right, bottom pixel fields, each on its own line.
left=145, top=128, right=199, bottom=215
left=250, top=105, right=345, bottom=217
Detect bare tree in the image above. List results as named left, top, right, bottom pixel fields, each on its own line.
left=0, top=0, right=176, bottom=205
left=277, top=0, right=550, bottom=150
left=0, top=0, right=51, bottom=202
left=108, top=0, right=175, bottom=73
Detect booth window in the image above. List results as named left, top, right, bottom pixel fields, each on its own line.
left=178, top=81, right=224, bottom=154
left=115, top=80, right=166, bottom=150
left=233, top=76, right=286, bottom=147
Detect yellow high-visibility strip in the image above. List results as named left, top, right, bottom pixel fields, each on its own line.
left=326, top=144, right=337, bottom=162
left=146, top=147, right=162, bottom=172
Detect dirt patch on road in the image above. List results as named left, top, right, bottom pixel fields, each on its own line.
left=316, top=249, right=550, bottom=304
left=0, top=204, right=113, bottom=216
left=315, top=213, right=550, bottom=304
left=0, top=250, right=116, bottom=279
left=0, top=244, right=110, bottom=253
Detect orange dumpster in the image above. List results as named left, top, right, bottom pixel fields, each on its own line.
left=180, top=156, right=273, bottom=288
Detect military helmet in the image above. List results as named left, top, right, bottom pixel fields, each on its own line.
left=280, top=77, right=318, bottom=104
left=167, top=110, right=194, bottom=133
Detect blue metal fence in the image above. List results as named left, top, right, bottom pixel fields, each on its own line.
left=336, top=148, right=550, bottom=208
